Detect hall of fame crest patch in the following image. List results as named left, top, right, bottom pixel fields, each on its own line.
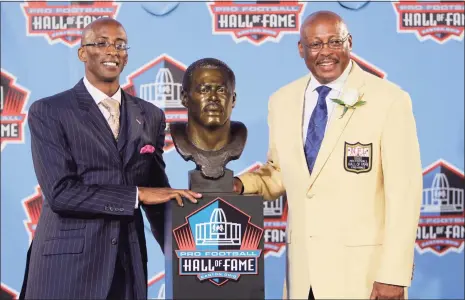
left=344, top=142, right=372, bottom=174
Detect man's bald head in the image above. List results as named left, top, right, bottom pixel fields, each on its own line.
left=300, top=11, right=349, bottom=38
left=78, top=17, right=128, bottom=92
left=81, top=17, right=126, bottom=45
left=298, top=10, right=352, bottom=84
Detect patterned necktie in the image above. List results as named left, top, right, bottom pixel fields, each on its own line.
left=100, top=98, right=120, bottom=140
left=304, top=85, right=332, bottom=174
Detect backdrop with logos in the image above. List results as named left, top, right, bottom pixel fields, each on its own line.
left=1, top=1, right=464, bottom=299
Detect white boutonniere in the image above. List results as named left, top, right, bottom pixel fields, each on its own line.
left=331, top=89, right=366, bottom=119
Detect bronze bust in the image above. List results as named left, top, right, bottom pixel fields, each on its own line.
left=170, top=58, right=247, bottom=182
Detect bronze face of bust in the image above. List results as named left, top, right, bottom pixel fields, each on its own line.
left=170, top=58, right=247, bottom=179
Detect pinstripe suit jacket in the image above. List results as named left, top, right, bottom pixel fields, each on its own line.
left=22, top=79, right=169, bottom=299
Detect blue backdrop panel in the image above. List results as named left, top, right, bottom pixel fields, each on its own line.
left=1, top=1, right=463, bottom=299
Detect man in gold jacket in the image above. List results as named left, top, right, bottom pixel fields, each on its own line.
left=234, top=11, right=422, bottom=300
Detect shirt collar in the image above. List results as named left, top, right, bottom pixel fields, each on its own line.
left=83, top=76, right=122, bottom=105
left=309, top=60, right=353, bottom=94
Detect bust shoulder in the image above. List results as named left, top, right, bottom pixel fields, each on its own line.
left=170, top=121, right=247, bottom=178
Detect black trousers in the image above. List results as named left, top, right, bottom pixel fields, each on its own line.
left=18, top=242, right=33, bottom=300
left=107, top=223, right=134, bottom=300
left=308, top=287, right=315, bottom=300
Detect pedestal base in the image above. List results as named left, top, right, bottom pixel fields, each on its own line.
left=164, top=193, right=265, bottom=299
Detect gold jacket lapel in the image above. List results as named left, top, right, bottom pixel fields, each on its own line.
left=308, top=62, right=367, bottom=189
left=290, top=74, right=312, bottom=182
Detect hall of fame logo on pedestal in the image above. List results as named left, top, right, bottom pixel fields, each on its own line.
left=237, top=162, right=288, bottom=258
left=21, top=1, right=121, bottom=47
left=393, top=1, right=464, bottom=44
left=122, top=54, right=187, bottom=153
left=1, top=69, right=30, bottom=151
left=416, top=159, right=464, bottom=256
left=207, top=1, right=306, bottom=46
left=173, top=198, right=263, bottom=286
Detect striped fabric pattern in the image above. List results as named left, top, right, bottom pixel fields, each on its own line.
left=22, top=79, right=169, bottom=299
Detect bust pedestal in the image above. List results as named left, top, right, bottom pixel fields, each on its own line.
left=164, top=171, right=265, bottom=299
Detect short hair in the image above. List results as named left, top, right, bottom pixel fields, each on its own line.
left=182, top=58, right=236, bottom=92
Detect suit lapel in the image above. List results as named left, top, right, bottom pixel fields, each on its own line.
left=74, top=79, right=120, bottom=165
left=121, top=90, right=145, bottom=167
left=308, top=62, right=367, bottom=189
left=116, top=93, right=128, bottom=152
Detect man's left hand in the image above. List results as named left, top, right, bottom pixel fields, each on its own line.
left=370, top=282, right=404, bottom=300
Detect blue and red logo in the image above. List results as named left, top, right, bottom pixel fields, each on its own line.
left=393, top=1, right=464, bottom=44
left=416, top=159, right=464, bottom=256
left=21, top=1, right=121, bottom=47
left=1, top=69, right=30, bottom=151
left=0, top=283, right=19, bottom=300
left=122, top=54, right=188, bottom=153
left=173, top=197, right=263, bottom=286
left=207, top=1, right=306, bottom=46
left=22, top=185, right=44, bottom=244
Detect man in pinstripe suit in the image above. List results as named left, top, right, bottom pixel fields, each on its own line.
left=20, top=18, right=201, bottom=300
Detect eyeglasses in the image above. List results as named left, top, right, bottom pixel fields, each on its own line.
left=301, top=34, right=351, bottom=51
left=82, top=41, right=130, bottom=51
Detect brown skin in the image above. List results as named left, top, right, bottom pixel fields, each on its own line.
left=235, top=11, right=407, bottom=298
left=78, top=18, right=128, bottom=97
left=137, top=187, right=201, bottom=207
left=298, top=11, right=352, bottom=84
left=78, top=18, right=201, bottom=206
left=233, top=178, right=243, bottom=194
left=181, top=67, right=236, bottom=151
left=370, top=282, right=404, bottom=300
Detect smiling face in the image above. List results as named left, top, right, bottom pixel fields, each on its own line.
left=182, top=67, right=236, bottom=129
left=78, top=19, right=128, bottom=85
left=298, top=12, right=352, bottom=84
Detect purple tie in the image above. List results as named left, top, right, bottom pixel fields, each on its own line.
left=304, top=85, right=331, bottom=174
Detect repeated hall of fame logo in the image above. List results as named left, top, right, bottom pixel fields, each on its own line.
left=416, top=159, right=464, bottom=256
left=173, top=198, right=264, bottom=286
left=22, top=185, right=44, bottom=244
left=207, top=1, right=306, bottom=46
left=263, top=195, right=288, bottom=257
left=1, top=69, right=30, bottom=151
left=393, top=1, right=464, bottom=44
left=21, top=1, right=121, bottom=47
left=122, top=54, right=188, bottom=153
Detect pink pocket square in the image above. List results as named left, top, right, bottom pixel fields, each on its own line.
left=140, top=144, right=155, bottom=154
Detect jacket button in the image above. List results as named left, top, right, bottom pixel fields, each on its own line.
left=111, top=238, right=118, bottom=245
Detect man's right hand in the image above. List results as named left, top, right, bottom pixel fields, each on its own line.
left=233, top=178, right=243, bottom=195
left=138, top=187, right=202, bottom=207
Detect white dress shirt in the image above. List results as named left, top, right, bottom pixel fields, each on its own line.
left=83, top=76, right=122, bottom=120
left=302, top=60, right=353, bottom=142
left=83, top=77, right=139, bottom=209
